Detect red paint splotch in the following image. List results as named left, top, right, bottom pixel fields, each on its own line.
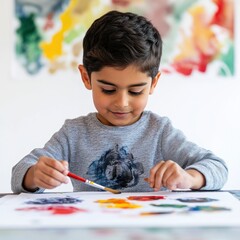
left=16, top=206, right=87, bottom=215
left=127, top=196, right=165, bottom=201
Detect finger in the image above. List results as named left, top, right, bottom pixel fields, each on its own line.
left=33, top=171, right=63, bottom=189
left=164, top=166, right=187, bottom=190
left=37, top=160, right=69, bottom=184
left=162, top=170, right=174, bottom=188
left=45, top=167, right=69, bottom=184
left=44, top=158, right=67, bottom=173
left=149, top=161, right=165, bottom=188
left=153, top=163, right=169, bottom=190
left=161, top=162, right=178, bottom=188
left=164, top=172, right=179, bottom=190
left=60, top=160, right=69, bottom=175
left=42, top=158, right=69, bottom=181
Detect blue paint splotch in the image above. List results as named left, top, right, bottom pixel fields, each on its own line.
left=87, top=145, right=144, bottom=189
left=176, top=197, right=218, bottom=203
left=25, top=196, right=82, bottom=205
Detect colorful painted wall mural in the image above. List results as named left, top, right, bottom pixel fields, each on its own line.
left=13, top=0, right=234, bottom=78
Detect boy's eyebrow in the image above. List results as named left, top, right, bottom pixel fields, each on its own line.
left=97, top=80, right=148, bottom=87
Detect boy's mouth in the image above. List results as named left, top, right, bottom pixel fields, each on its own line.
left=112, top=111, right=129, bottom=115
left=110, top=111, right=130, bottom=118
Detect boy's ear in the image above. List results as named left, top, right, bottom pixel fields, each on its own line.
left=149, top=71, right=161, bottom=94
left=78, top=64, right=92, bottom=90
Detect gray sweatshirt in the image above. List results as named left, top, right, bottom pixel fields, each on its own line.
left=11, top=111, right=228, bottom=193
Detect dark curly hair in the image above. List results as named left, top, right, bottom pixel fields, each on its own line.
left=82, top=10, right=162, bottom=79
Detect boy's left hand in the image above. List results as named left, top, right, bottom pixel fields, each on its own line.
left=147, top=160, right=205, bottom=191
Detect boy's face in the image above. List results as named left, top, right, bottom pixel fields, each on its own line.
left=79, top=64, right=160, bottom=126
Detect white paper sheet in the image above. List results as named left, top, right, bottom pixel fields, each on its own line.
left=0, top=191, right=239, bottom=228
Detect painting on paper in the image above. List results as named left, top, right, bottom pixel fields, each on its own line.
left=0, top=191, right=240, bottom=228
left=13, top=0, right=234, bottom=80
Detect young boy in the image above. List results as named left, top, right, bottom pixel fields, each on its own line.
left=11, top=11, right=228, bottom=193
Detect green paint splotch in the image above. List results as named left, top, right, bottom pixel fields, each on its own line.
left=218, top=41, right=234, bottom=76
left=15, top=13, right=42, bottom=74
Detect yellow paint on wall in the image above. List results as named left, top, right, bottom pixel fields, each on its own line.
left=40, top=0, right=108, bottom=61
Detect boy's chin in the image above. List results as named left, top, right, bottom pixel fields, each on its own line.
left=97, top=112, right=141, bottom=126
left=105, top=118, right=138, bottom=127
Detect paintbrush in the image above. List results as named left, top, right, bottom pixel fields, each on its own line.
left=67, top=171, right=121, bottom=194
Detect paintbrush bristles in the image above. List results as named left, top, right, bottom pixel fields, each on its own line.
left=105, top=187, right=121, bottom=194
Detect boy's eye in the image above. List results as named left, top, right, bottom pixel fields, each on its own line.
left=129, top=91, right=143, bottom=96
left=102, top=89, right=116, bottom=94
left=101, top=88, right=143, bottom=96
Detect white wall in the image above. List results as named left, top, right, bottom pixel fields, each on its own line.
left=1, top=1, right=240, bottom=193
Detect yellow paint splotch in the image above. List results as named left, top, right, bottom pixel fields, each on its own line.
left=96, top=198, right=142, bottom=209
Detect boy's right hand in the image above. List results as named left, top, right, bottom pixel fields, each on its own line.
left=23, top=156, right=69, bottom=191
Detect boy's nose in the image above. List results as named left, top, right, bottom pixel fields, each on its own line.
left=115, top=91, right=129, bottom=108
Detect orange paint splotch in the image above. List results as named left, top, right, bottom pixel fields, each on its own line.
left=95, top=198, right=142, bottom=209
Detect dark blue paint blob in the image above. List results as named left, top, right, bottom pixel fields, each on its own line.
left=25, top=196, right=82, bottom=205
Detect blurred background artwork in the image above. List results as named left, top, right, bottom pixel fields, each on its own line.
left=13, top=0, right=234, bottom=80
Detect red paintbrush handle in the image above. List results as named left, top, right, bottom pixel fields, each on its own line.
left=67, top=172, right=86, bottom=183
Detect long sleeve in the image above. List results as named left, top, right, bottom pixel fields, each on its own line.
left=11, top=124, right=70, bottom=193
left=160, top=120, right=228, bottom=190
